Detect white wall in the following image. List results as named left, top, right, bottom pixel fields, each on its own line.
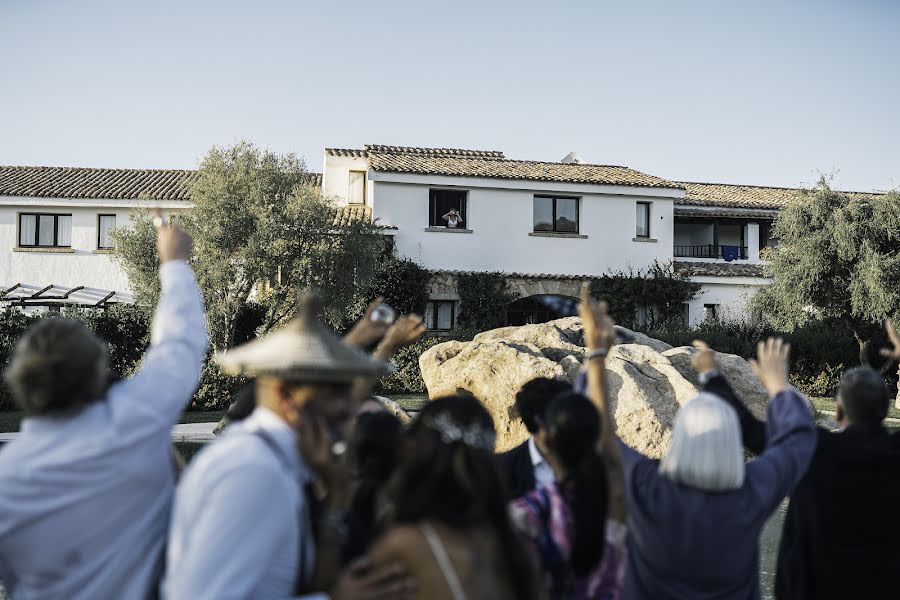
left=321, top=153, right=371, bottom=205
left=0, top=200, right=187, bottom=295
left=371, top=178, right=677, bottom=276
left=685, top=277, right=771, bottom=327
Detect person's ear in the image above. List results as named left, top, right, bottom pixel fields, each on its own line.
left=835, top=397, right=845, bottom=423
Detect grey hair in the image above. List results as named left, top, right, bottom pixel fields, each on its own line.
left=659, top=392, right=745, bottom=492
left=4, top=318, right=109, bottom=416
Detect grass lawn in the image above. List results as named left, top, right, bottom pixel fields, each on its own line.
left=0, top=410, right=223, bottom=433
left=387, top=394, right=428, bottom=412
left=810, top=396, right=900, bottom=421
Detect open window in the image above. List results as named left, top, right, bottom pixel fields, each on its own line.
left=429, top=189, right=468, bottom=228
left=533, top=196, right=579, bottom=233
left=703, top=303, right=719, bottom=322
left=19, top=213, right=72, bottom=248
left=425, top=300, right=456, bottom=331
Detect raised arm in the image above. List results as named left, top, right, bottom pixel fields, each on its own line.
left=692, top=340, right=767, bottom=455
left=746, top=339, right=816, bottom=512
left=109, top=216, right=208, bottom=430
left=579, top=283, right=627, bottom=521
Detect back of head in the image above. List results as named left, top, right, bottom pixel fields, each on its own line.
left=5, top=318, right=109, bottom=416
left=660, top=393, right=745, bottom=492
left=392, top=394, right=540, bottom=600
left=544, top=392, right=609, bottom=576
left=350, top=409, right=405, bottom=529
left=838, top=367, right=890, bottom=427
left=516, top=377, right=572, bottom=434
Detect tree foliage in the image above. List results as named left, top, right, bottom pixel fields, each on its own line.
left=589, top=261, right=701, bottom=329
left=751, top=181, right=900, bottom=365
left=369, top=254, right=431, bottom=317
left=113, top=141, right=385, bottom=351
left=455, top=272, right=517, bottom=332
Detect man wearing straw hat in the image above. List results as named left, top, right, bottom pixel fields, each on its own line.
left=0, top=213, right=206, bottom=600
left=162, top=295, right=417, bottom=599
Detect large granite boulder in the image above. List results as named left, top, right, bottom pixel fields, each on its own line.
left=419, top=318, right=767, bottom=456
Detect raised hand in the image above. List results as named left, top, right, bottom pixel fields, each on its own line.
left=879, top=319, right=900, bottom=361
left=154, top=208, right=192, bottom=264
left=691, top=340, right=718, bottom=374
left=380, top=314, right=427, bottom=353
left=343, top=298, right=391, bottom=349
left=579, top=282, right=617, bottom=351
left=750, top=337, right=791, bottom=397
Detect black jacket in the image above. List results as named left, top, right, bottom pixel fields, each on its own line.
left=706, top=373, right=900, bottom=600
left=498, top=439, right=536, bottom=500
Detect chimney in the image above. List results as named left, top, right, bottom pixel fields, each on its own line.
left=561, top=152, right=584, bottom=164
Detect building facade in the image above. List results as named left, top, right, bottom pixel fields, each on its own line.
left=0, top=147, right=880, bottom=326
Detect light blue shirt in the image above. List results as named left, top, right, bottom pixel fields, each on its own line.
left=0, top=261, right=208, bottom=600
left=162, top=406, right=327, bottom=600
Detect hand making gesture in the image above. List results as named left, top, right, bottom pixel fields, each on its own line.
left=750, top=338, right=791, bottom=397
left=579, top=282, right=617, bottom=353
left=880, top=319, right=900, bottom=361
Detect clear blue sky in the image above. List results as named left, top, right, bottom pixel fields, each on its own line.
left=1, top=0, right=897, bottom=191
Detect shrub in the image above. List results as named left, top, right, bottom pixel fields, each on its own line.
left=370, top=255, right=431, bottom=317
left=191, top=360, right=248, bottom=411
left=455, top=272, right=516, bottom=332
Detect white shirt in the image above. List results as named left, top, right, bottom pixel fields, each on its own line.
left=162, top=407, right=327, bottom=600
left=0, top=261, right=207, bottom=600
left=528, top=436, right=556, bottom=488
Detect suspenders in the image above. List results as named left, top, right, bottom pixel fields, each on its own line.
left=252, top=429, right=315, bottom=596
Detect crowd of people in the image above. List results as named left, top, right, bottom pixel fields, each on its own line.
left=1, top=219, right=900, bottom=599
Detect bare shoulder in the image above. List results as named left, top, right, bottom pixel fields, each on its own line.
left=371, top=524, right=428, bottom=564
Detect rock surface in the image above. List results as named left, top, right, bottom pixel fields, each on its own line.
left=419, top=317, right=769, bottom=456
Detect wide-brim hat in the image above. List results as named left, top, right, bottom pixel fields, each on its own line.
left=215, top=294, right=393, bottom=383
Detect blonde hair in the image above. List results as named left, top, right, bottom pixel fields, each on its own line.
left=4, top=318, right=108, bottom=416
left=659, top=393, right=745, bottom=492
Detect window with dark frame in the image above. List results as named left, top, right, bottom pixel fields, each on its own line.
left=98, top=214, right=116, bottom=249
left=348, top=171, right=366, bottom=204
left=425, top=300, right=456, bottom=331
left=18, top=213, right=72, bottom=248
left=533, top=195, right=579, bottom=233
left=636, top=202, right=651, bottom=238
left=703, top=303, right=719, bottom=322
left=429, top=189, right=468, bottom=228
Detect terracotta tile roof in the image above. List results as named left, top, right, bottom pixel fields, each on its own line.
left=368, top=153, right=680, bottom=189
left=0, top=166, right=322, bottom=200
left=332, top=204, right=397, bottom=230
left=0, top=166, right=198, bottom=200
left=674, top=261, right=768, bottom=278
left=674, top=205, right=781, bottom=219
left=678, top=181, right=884, bottom=210
left=364, top=145, right=506, bottom=159
left=325, top=148, right=368, bottom=158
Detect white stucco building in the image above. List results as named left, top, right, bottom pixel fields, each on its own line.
left=0, top=145, right=875, bottom=327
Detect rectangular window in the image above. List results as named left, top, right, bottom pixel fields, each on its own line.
left=425, top=300, right=456, bottom=331
left=19, top=213, right=72, bottom=248
left=682, top=303, right=691, bottom=327
left=703, top=303, right=719, bottom=322
left=98, top=214, right=116, bottom=249
left=533, top=195, right=579, bottom=233
left=348, top=171, right=366, bottom=204
left=429, top=190, right=468, bottom=228
left=636, top=202, right=651, bottom=238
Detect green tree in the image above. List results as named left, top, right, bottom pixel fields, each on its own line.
left=751, top=181, right=900, bottom=366
left=589, top=261, right=700, bottom=329
left=113, top=141, right=384, bottom=351
left=455, top=272, right=517, bottom=331
left=369, top=254, right=431, bottom=317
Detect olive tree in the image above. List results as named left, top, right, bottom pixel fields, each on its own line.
left=751, top=180, right=900, bottom=367
left=114, top=141, right=384, bottom=352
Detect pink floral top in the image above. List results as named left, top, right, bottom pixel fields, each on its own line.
left=510, top=483, right=627, bottom=600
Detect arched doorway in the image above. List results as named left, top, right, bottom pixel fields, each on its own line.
left=506, top=294, right=578, bottom=326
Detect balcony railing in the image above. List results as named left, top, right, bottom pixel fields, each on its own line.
left=674, top=244, right=748, bottom=260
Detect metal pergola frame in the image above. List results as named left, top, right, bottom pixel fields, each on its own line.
left=0, top=283, right=132, bottom=309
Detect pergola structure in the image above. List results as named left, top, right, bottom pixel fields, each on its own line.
left=0, top=283, right=133, bottom=310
